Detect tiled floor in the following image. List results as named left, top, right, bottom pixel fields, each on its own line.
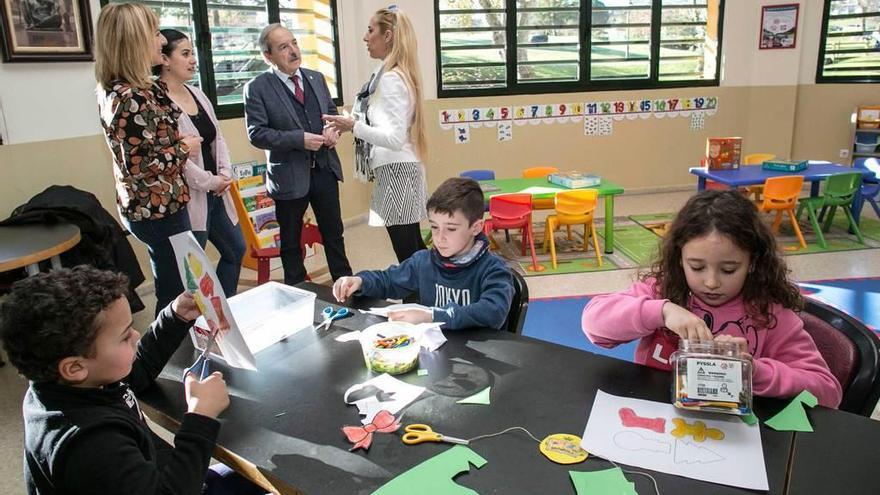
left=1, top=190, right=879, bottom=494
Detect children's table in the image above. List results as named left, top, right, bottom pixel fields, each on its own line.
left=689, top=162, right=877, bottom=225
left=480, top=177, right=625, bottom=254
left=135, top=282, right=827, bottom=495
left=0, top=223, right=80, bottom=276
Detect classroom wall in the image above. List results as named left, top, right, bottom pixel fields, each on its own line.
left=0, top=0, right=877, bottom=277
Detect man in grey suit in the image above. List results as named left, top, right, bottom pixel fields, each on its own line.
left=244, top=23, right=352, bottom=285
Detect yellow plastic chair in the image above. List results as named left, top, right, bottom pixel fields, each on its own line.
left=542, top=189, right=602, bottom=269
left=757, top=175, right=807, bottom=249
left=743, top=153, right=777, bottom=202
left=522, top=166, right=560, bottom=209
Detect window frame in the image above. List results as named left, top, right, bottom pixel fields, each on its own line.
left=434, top=0, right=725, bottom=98
left=816, top=0, right=880, bottom=83
left=100, top=0, right=343, bottom=119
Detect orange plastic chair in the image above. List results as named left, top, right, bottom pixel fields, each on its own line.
left=757, top=175, right=806, bottom=249
left=743, top=153, right=777, bottom=201
left=542, top=190, right=602, bottom=269
left=522, top=166, right=560, bottom=179
left=484, top=194, right=540, bottom=271
left=522, top=167, right=560, bottom=209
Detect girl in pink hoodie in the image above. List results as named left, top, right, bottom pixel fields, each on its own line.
left=582, top=190, right=842, bottom=407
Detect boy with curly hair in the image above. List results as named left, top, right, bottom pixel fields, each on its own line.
left=0, top=266, right=231, bottom=494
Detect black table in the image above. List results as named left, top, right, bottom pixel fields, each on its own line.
left=786, top=407, right=880, bottom=494
left=139, top=283, right=797, bottom=494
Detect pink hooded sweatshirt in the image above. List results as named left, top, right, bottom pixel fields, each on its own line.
left=582, top=280, right=842, bottom=408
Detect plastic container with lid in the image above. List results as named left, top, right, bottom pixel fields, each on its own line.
left=359, top=321, right=420, bottom=375
left=671, top=340, right=753, bottom=416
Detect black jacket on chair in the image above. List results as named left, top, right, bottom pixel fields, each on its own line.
left=0, top=185, right=146, bottom=312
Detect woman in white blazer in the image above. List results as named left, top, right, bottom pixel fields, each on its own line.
left=323, top=6, right=428, bottom=263
left=155, top=29, right=245, bottom=297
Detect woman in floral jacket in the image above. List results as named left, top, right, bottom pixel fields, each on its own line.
left=95, top=3, right=202, bottom=315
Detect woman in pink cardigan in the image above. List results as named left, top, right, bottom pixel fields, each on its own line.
left=155, top=29, right=245, bottom=297
left=582, top=190, right=842, bottom=408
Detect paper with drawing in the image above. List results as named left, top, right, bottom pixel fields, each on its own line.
left=344, top=373, right=425, bottom=425
left=581, top=390, right=767, bottom=490
left=170, top=232, right=257, bottom=371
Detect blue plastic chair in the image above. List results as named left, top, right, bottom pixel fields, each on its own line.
left=854, top=158, right=880, bottom=221
left=460, top=169, right=496, bottom=181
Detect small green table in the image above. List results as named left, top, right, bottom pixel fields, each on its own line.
left=481, top=177, right=625, bottom=254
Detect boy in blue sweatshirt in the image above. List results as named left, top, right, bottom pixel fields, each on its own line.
left=333, top=177, right=514, bottom=329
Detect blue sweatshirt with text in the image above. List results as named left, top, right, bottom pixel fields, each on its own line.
left=357, top=234, right=514, bottom=330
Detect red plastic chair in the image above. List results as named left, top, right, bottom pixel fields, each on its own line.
left=484, top=194, right=540, bottom=271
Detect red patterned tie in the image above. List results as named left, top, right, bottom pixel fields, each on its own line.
left=291, top=74, right=304, bottom=105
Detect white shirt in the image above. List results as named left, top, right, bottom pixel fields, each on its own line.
left=273, top=67, right=304, bottom=98
left=352, top=69, right=420, bottom=167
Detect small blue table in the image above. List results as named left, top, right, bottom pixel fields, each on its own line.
left=689, top=162, right=877, bottom=224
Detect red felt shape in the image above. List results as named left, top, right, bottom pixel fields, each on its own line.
left=342, top=410, right=401, bottom=451
left=619, top=407, right=666, bottom=434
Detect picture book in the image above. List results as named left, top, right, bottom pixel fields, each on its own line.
left=242, top=192, right=275, bottom=212
left=253, top=210, right=279, bottom=233
left=705, top=137, right=742, bottom=171
left=232, top=160, right=259, bottom=179
left=233, top=161, right=268, bottom=190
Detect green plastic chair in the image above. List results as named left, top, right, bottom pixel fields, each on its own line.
left=796, top=172, right=865, bottom=249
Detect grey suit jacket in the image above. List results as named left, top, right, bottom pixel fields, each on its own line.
left=243, top=68, right=342, bottom=200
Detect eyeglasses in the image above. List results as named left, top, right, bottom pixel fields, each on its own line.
left=387, top=4, right=398, bottom=12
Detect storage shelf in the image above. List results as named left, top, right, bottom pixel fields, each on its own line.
left=850, top=107, right=880, bottom=165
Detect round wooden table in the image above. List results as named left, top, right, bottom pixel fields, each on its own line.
left=0, top=223, right=81, bottom=276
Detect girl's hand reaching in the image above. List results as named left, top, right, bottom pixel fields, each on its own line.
left=662, top=301, right=714, bottom=341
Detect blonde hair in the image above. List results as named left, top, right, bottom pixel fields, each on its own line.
left=94, top=3, right=159, bottom=90
left=375, top=8, right=427, bottom=161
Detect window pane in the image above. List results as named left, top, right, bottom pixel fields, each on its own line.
left=114, top=0, right=201, bottom=88
left=516, top=0, right=580, bottom=83
left=438, top=1, right=508, bottom=90
left=659, top=0, right=719, bottom=81
left=591, top=0, right=652, bottom=80
left=280, top=0, right=338, bottom=99
left=208, top=0, right=269, bottom=106
left=821, top=0, right=880, bottom=79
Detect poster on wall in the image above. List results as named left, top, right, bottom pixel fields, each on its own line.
left=759, top=4, right=799, bottom=50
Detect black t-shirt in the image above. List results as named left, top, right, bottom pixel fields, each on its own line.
left=186, top=87, right=217, bottom=175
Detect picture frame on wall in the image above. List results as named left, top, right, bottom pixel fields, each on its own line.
left=759, top=4, right=799, bottom=50
left=0, top=0, right=93, bottom=62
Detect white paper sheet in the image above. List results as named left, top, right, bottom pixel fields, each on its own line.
left=412, top=322, right=447, bottom=352
left=335, top=330, right=362, bottom=343
left=344, top=373, right=425, bottom=424
left=170, top=232, right=257, bottom=371
left=362, top=303, right=432, bottom=317
left=581, top=390, right=767, bottom=491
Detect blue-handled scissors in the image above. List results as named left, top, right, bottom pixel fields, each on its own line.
left=184, top=327, right=219, bottom=380
left=402, top=424, right=470, bottom=446
left=316, top=306, right=352, bottom=331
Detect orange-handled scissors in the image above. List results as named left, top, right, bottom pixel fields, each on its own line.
left=402, top=424, right=469, bottom=446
